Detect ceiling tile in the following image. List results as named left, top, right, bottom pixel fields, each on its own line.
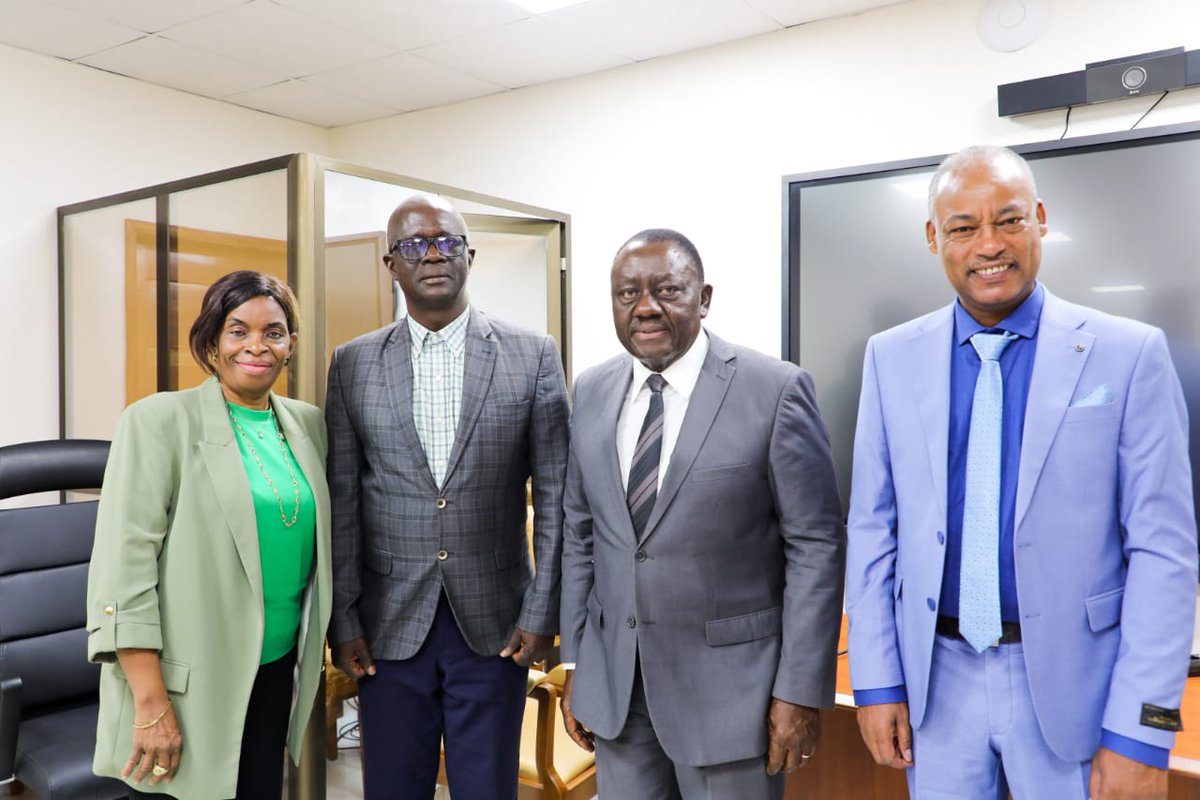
left=0, top=0, right=142, bottom=59
left=45, top=0, right=250, bottom=33
left=226, top=79, right=398, bottom=126
left=79, top=35, right=286, bottom=98
left=271, top=0, right=529, bottom=50
left=414, top=16, right=630, bottom=89
left=540, top=0, right=780, bottom=62
left=305, top=52, right=505, bottom=112
left=741, top=0, right=910, bottom=28
left=164, top=0, right=396, bottom=78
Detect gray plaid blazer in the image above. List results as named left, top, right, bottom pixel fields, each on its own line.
left=326, top=309, right=569, bottom=659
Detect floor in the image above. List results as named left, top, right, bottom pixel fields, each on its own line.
left=317, top=747, right=451, bottom=800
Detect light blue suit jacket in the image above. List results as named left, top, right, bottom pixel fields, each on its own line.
left=846, top=287, right=1197, bottom=761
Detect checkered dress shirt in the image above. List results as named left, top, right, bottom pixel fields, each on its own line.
left=408, top=309, right=469, bottom=488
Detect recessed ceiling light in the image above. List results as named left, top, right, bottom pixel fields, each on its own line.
left=511, top=0, right=591, bottom=12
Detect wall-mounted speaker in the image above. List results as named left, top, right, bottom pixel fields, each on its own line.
left=998, top=47, right=1196, bottom=117
left=1085, top=48, right=1187, bottom=104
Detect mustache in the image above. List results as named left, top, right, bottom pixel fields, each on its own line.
left=968, top=258, right=1016, bottom=272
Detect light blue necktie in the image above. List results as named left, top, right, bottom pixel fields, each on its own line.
left=959, top=330, right=1018, bottom=652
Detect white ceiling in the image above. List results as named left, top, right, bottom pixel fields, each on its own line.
left=1, top=0, right=911, bottom=127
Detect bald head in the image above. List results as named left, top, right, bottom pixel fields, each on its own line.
left=387, top=194, right=469, bottom=246
left=928, top=145, right=1037, bottom=219
left=383, top=193, right=473, bottom=330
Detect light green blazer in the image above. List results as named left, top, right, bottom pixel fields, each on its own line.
left=86, top=377, right=332, bottom=800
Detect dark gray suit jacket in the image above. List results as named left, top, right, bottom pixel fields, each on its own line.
left=560, top=332, right=845, bottom=766
left=327, top=309, right=570, bottom=658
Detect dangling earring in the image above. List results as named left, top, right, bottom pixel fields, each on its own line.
left=283, top=355, right=292, bottom=366
left=208, top=351, right=218, bottom=364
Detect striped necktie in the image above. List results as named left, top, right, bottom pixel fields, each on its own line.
left=627, top=374, right=666, bottom=538
left=959, top=330, right=1017, bottom=652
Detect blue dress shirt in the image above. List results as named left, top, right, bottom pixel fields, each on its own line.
left=942, top=284, right=1042, bottom=623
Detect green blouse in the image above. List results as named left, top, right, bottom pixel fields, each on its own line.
left=227, top=401, right=317, bottom=664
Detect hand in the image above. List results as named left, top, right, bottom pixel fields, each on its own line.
left=122, top=698, right=182, bottom=785
left=767, top=698, right=820, bottom=775
left=332, top=637, right=376, bottom=679
left=560, top=669, right=595, bottom=752
left=856, top=701, right=913, bottom=769
left=499, top=628, right=553, bottom=667
left=1089, top=745, right=1167, bottom=799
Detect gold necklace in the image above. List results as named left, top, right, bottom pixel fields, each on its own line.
left=227, top=405, right=301, bottom=528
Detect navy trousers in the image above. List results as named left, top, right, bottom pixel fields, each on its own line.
left=357, top=593, right=529, bottom=800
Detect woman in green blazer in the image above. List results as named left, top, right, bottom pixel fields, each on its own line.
left=86, top=271, right=332, bottom=800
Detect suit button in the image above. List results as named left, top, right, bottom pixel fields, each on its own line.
left=936, top=531, right=945, bottom=545
left=635, top=550, right=647, bottom=562
left=103, top=605, right=114, bottom=616
left=437, top=549, right=449, bottom=561
left=435, top=498, right=447, bottom=509
left=926, top=597, right=936, bottom=611
left=626, top=617, right=637, bottom=629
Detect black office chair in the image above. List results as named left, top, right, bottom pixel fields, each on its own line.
left=0, top=439, right=127, bottom=799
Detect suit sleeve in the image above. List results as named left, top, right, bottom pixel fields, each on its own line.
left=559, top=382, right=594, bottom=663
left=86, top=400, right=177, bottom=662
left=516, top=334, right=571, bottom=636
left=844, top=337, right=908, bottom=697
left=326, top=346, right=368, bottom=646
left=1101, top=327, right=1197, bottom=749
left=769, top=368, right=847, bottom=707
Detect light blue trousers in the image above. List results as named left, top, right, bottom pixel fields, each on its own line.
left=908, top=634, right=1090, bottom=799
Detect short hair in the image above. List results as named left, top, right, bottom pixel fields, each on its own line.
left=927, top=145, right=1038, bottom=218
left=617, top=228, right=704, bottom=281
left=188, top=270, right=299, bottom=376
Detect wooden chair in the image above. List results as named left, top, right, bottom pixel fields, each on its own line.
left=431, top=666, right=596, bottom=800
left=516, top=665, right=597, bottom=800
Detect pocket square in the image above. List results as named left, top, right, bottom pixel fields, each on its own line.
left=1073, top=384, right=1113, bottom=407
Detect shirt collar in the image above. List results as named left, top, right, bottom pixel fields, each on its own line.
left=954, top=282, right=1044, bottom=345
left=628, top=330, right=710, bottom=403
left=408, top=307, right=470, bottom=358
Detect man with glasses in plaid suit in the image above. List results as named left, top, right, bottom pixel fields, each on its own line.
left=326, top=194, right=570, bottom=800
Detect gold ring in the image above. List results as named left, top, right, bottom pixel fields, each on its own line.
left=152, top=764, right=169, bottom=777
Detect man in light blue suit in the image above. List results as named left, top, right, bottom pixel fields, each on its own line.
left=846, top=145, right=1197, bottom=799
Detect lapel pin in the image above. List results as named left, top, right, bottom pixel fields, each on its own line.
left=1075, top=344, right=1085, bottom=352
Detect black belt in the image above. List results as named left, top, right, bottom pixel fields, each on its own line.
left=936, top=615, right=1022, bottom=645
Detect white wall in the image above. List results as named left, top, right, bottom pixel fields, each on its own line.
left=0, top=43, right=327, bottom=452
left=8, top=0, right=1200, bottom=454
left=329, top=0, right=1200, bottom=376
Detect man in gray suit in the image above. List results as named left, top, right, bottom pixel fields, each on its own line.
left=326, top=194, right=570, bottom=799
left=559, top=229, right=845, bottom=799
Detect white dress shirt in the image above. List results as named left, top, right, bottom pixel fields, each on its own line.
left=407, top=307, right=469, bottom=488
left=617, top=331, right=710, bottom=491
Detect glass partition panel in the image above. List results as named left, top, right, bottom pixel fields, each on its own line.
left=62, top=197, right=157, bottom=440
left=165, top=170, right=289, bottom=396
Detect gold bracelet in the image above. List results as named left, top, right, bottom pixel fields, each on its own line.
left=131, top=700, right=172, bottom=730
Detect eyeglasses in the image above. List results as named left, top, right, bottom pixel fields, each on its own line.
left=388, top=234, right=469, bottom=262
left=942, top=216, right=1033, bottom=244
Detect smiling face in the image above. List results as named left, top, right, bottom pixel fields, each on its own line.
left=611, top=239, right=712, bottom=372
left=926, top=155, right=1047, bottom=327
left=384, top=197, right=474, bottom=330
left=212, top=295, right=296, bottom=409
